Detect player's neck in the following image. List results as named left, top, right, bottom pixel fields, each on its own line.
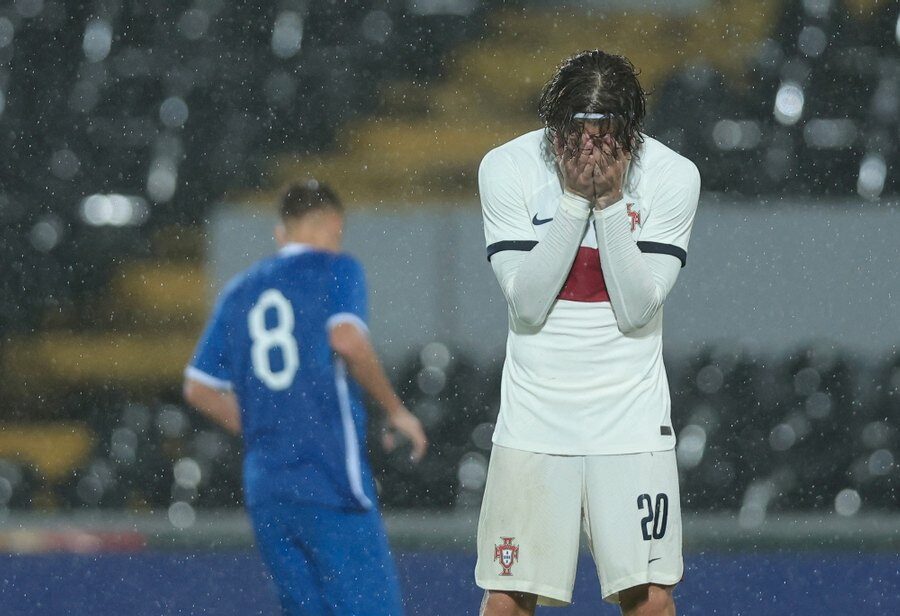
left=278, top=214, right=343, bottom=252
left=280, top=233, right=339, bottom=253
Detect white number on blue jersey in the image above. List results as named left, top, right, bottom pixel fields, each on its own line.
left=248, top=289, right=299, bottom=391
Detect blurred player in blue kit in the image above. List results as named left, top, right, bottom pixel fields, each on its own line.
left=183, top=181, right=428, bottom=615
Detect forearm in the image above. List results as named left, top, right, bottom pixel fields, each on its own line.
left=593, top=200, right=681, bottom=333
left=184, top=383, right=242, bottom=435
left=339, top=341, right=403, bottom=417
left=492, top=193, right=590, bottom=326
left=330, top=322, right=426, bottom=459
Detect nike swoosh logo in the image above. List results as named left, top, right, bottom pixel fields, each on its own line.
left=648, top=557, right=662, bottom=564
left=532, top=214, right=553, bottom=225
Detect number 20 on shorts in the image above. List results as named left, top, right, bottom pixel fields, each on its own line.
left=637, top=493, right=669, bottom=541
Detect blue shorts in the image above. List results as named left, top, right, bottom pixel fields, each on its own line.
left=249, top=502, right=404, bottom=616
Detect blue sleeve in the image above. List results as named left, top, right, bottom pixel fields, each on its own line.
left=186, top=290, right=235, bottom=389
left=328, top=254, right=369, bottom=332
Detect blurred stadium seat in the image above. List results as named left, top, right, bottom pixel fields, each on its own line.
left=1, top=341, right=898, bottom=519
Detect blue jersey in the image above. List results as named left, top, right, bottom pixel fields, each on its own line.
left=187, top=243, right=376, bottom=511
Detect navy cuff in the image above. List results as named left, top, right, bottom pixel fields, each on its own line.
left=637, top=241, right=687, bottom=267
left=486, top=240, right=538, bottom=261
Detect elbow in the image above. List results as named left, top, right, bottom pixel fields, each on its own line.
left=505, top=289, right=550, bottom=328
left=511, top=304, right=548, bottom=328
left=614, top=304, right=661, bottom=334
left=517, top=313, right=544, bottom=328
left=329, top=326, right=370, bottom=366
left=334, top=347, right=365, bottom=368
left=616, top=318, right=644, bottom=335
left=330, top=339, right=355, bottom=362
left=182, top=381, right=200, bottom=408
left=332, top=345, right=362, bottom=369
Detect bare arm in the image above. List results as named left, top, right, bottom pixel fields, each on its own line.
left=329, top=322, right=428, bottom=461
left=182, top=379, right=242, bottom=435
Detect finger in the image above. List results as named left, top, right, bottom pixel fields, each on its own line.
left=566, top=153, right=588, bottom=181
left=600, top=138, right=626, bottom=163
left=410, top=431, right=428, bottom=463
left=603, top=135, right=625, bottom=159
left=554, top=134, right=567, bottom=158
left=605, top=137, right=626, bottom=160
left=560, top=140, right=577, bottom=168
left=577, top=148, right=593, bottom=170
left=578, top=162, right=594, bottom=186
left=579, top=132, right=593, bottom=154
left=553, top=136, right=578, bottom=171
left=603, top=138, right=620, bottom=159
left=593, top=149, right=614, bottom=174
left=558, top=152, right=573, bottom=178
left=612, top=149, right=630, bottom=174
left=593, top=162, right=617, bottom=189
left=561, top=154, right=578, bottom=180
left=381, top=430, right=396, bottom=452
left=575, top=157, right=591, bottom=178
left=576, top=145, right=595, bottom=170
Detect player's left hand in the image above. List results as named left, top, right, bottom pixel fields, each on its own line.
left=384, top=405, right=428, bottom=462
left=592, top=135, right=630, bottom=210
left=555, top=131, right=598, bottom=200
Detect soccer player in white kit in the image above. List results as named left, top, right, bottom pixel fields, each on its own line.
left=474, top=50, right=701, bottom=616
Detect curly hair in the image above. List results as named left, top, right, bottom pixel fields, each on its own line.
left=538, top=50, right=647, bottom=158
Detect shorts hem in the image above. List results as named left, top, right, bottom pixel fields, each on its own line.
left=491, top=439, right=676, bottom=457
left=601, top=572, right=683, bottom=604
left=475, top=577, right=573, bottom=607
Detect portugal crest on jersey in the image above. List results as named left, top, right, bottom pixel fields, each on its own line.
left=494, top=537, right=519, bottom=576
left=627, top=202, right=642, bottom=231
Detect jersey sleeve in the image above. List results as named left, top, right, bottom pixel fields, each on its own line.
left=328, top=254, right=369, bottom=333
left=186, top=288, right=235, bottom=390
left=479, top=147, right=538, bottom=261
left=636, top=157, right=701, bottom=268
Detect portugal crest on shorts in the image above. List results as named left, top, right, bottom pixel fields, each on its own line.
left=493, top=537, right=519, bottom=576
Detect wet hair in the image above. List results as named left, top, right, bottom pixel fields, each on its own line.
left=538, top=50, right=647, bottom=157
left=279, top=179, right=343, bottom=222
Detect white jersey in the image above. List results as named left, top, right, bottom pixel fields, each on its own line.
left=479, top=129, right=700, bottom=455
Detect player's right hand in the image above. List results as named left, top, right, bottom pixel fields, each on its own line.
left=555, top=131, right=597, bottom=200
left=385, top=405, right=428, bottom=463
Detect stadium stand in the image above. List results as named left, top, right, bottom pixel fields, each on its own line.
left=0, top=0, right=897, bottom=517
left=0, top=342, right=897, bottom=520
left=648, top=0, right=898, bottom=197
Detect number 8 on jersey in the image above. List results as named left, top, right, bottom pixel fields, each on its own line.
left=248, top=289, right=300, bottom=391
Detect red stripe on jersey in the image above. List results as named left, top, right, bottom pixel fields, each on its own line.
left=558, top=246, right=610, bottom=302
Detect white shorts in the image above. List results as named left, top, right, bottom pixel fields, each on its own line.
left=474, top=445, right=683, bottom=606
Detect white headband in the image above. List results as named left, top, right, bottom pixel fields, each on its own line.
left=572, top=113, right=612, bottom=120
